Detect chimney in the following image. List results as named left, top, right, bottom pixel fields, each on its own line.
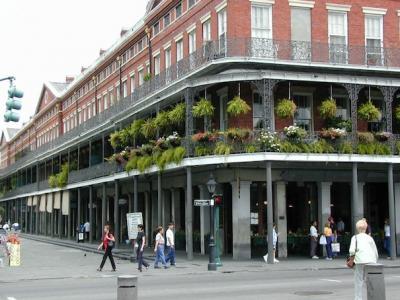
left=65, top=76, right=75, bottom=84
left=120, top=28, right=128, bottom=37
left=99, top=49, right=106, bottom=56
left=81, top=66, right=87, bottom=73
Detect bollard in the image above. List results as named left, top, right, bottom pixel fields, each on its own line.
left=117, top=275, right=138, bottom=300
left=365, top=263, right=386, bottom=300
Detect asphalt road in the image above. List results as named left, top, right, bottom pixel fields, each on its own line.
left=1, top=239, right=399, bottom=300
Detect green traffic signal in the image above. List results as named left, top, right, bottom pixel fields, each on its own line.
left=8, top=86, right=23, bottom=98
left=4, top=110, right=20, bottom=122
left=6, top=98, right=22, bottom=110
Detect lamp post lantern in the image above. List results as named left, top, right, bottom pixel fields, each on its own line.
left=207, top=174, right=217, bottom=271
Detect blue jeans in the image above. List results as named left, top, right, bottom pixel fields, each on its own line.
left=384, top=237, right=391, bottom=257
left=165, top=246, right=176, bottom=265
left=325, top=236, right=333, bottom=258
left=154, top=245, right=167, bottom=267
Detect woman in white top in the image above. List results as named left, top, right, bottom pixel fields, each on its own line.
left=349, top=219, right=379, bottom=300
left=154, top=226, right=168, bottom=269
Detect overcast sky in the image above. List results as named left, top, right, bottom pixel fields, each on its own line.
left=0, top=0, right=148, bottom=129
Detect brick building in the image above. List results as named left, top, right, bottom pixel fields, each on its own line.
left=1, top=0, right=400, bottom=259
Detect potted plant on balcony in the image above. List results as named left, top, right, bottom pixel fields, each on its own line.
left=168, top=102, right=186, bottom=125
left=374, top=131, right=391, bottom=142
left=143, top=73, right=151, bottom=82
left=395, top=105, right=400, bottom=123
left=109, top=131, right=123, bottom=149
left=275, top=99, right=297, bottom=119
left=319, top=98, right=337, bottom=120
left=358, top=100, right=381, bottom=122
left=227, top=96, right=251, bottom=117
left=257, top=130, right=281, bottom=152
left=319, top=128, right=347, bottom=140
left=192, top=98, right=214, bottom=118
left=283, top=125, right=307, bottom=140
left=154, top=111, right=170, bottom=133
left=141, top=118, right=157, bottom=139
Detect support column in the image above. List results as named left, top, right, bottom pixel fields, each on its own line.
left=266, top=162, right=274, bottom=264
left=89, top=186, right=93, bottom=244
left=198, top=185, right=211, bottom=255
left=133, top=176, right=138, bottom=212
left=388, top=164, right=397, bottom=259
left=35, top=197, right=39, bottom=235
left=30, top=203, right=33, bottom=234
left=77, top=188, right=81, bottom=230
left=231, top=180, right=252, bottom=260
left=157, top=173, right=162, bottom=225
left=24, top=198, right=28, bottom=233
left=185, top=88, right=194, bottom=156
left=352, top=163, right=359, bottom=233
left=274, top=182, right=287, bottom=258
left=114, top=180, right=119, bottom=248
left=50, top=193, right=54, bottom=238
left=102, top=183, right=107, bottom=233
left=186, top=167, right=193, bottom=260
left=318, top=182, right=332, bottom=232
left=44, top=195, right=48, bottom=236
left=59, top=191, right=63, bottom=239
left=394, top=182, right=400, bottom=255
left=144, top=191, right=151, bottom=245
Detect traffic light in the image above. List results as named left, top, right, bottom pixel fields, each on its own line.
left=4, top=85, right=23, bottom=122
left=213, top=194, right=223, bottom=206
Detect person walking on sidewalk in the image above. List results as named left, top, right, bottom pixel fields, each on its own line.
left=84, top=221, right=90, bottom=241
left=136, top=224, right=149, bottom=272
left=324, top=222, right=333, bottom=260
left=97, top=224, right=116, bottom=272
left=165, top=222, right=176, bottom=266
left=309, top=221, right=319, bottom=259
left=383, top=218, right=391, bottom=259
left=349, top=219, right=378, bottom=300
left=154, top=226, right=168, bottom=269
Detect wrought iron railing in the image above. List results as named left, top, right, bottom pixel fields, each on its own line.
left=2, top=38, right=400, bottom=179
left=68, top=162, right=116, bottom=184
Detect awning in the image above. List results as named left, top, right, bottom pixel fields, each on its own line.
left=39, top=195, right=46, bottom=212
left=62, top=191, right=70, bottom=216
left=46, top=193, right=53, bottom=213
left=32, top=196, right=38, bottom=206
left=53, top=192, right=61, bottom=209
left=27, top=196, right=32, bottom=207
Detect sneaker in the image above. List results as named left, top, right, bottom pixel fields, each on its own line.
left=326, top=257, right=332, bottom=261
left=170, top=264, right=176, bottom=267
left=164, top=266, right=169, bottom=269
left=312, top=256, right=319, bottom=259
left=274, top=258, right=280, bottom=263
left=154, top=266, right=161, bottom=269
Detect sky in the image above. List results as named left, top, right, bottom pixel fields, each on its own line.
left=0, top=0, right=148, bottom=130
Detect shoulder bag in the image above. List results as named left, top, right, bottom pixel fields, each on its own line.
left=346, top=236, right=357, bottom=268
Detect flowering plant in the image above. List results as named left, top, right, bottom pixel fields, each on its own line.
left=319, top=128, right=347, bottom=140
left=283, top=125, right=307, bottom=139
left=374, top=131, right=391, bottom=142
left=192, top=131, right=219, bottom=143
left=257, top=130, right=281, bottom=152
left=165, top=132, right=181, bottom=147
left=226, top=128, right=251, bottom=142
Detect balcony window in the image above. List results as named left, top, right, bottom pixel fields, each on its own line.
left=188, top=0, right=197, bottom=9
left=154, top=55, right=160, bottom=75
left=202, top=19, right=211, bottom=42
left=103, top=94, right=108, bottom=110
left=253, top=92, right=263, bottom=129
left=189, top=30, right=196, bottom=54
left=165, top=48, right=171, bottom=69
left=251, top=4, right=272, bottom=39
left=130, top=75, right=135, bottom=93
left=328, top=11, right=348, bottom=64
left=365, top=15, right=383, bottom=65
left=164, top=13, right=171, bottom=28
left=291, top=7, right=311, bottom=61
left=176, top=2, right=182, bottom=18
left=293, top=93, right=313, bottom=132
left=138, top=69, right=144, bottom=86
left=122, top=81, right=127, bottom=98
left=153, top=21, right=160, bottom=36
left=218, top=8, right=227, bottom=54
left=176, top=39, right=183, bottom=61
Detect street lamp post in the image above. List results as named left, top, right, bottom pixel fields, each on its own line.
left=207, top=174, right=217, bottom=271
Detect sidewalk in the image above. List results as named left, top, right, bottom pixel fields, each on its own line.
left=20, top=233, right=400, bottom=273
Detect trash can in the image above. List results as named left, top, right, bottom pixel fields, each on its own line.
left=117, top=275, right=138, bottom=300
left=364, top=263, right=386, bottom=300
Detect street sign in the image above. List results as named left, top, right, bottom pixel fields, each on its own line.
left=194, top=199, right=214, bottom=206
left=126, top=212, right=143, bottom=240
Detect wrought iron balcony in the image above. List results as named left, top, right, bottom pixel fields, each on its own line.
left=68, top=162, right=116, bottom=184
left=1, top=38, right=400, bottom=178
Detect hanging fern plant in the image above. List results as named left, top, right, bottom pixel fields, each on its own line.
left=109, top=131, right=123, bottom=149
left=192, top=98, right=215, bottom=118
left=395, top=105, right=400, bottom=122
left=168, top=102, right=186, bottom=125
left=129, top=119, right=145, bottom=139
left=358, top=100, right=381, bottom=122
left=227, top=96, right=251, bottom=117
left=319, top=98, right=337, bottom=120
left=275, top=99, right=297, bottom=119
left=154, top=111, right=170, bottom=129
left=141, top=118, right=157, bottom=139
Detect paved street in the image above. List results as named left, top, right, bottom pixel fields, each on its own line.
left=1, top=239, right=400, bottom=300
